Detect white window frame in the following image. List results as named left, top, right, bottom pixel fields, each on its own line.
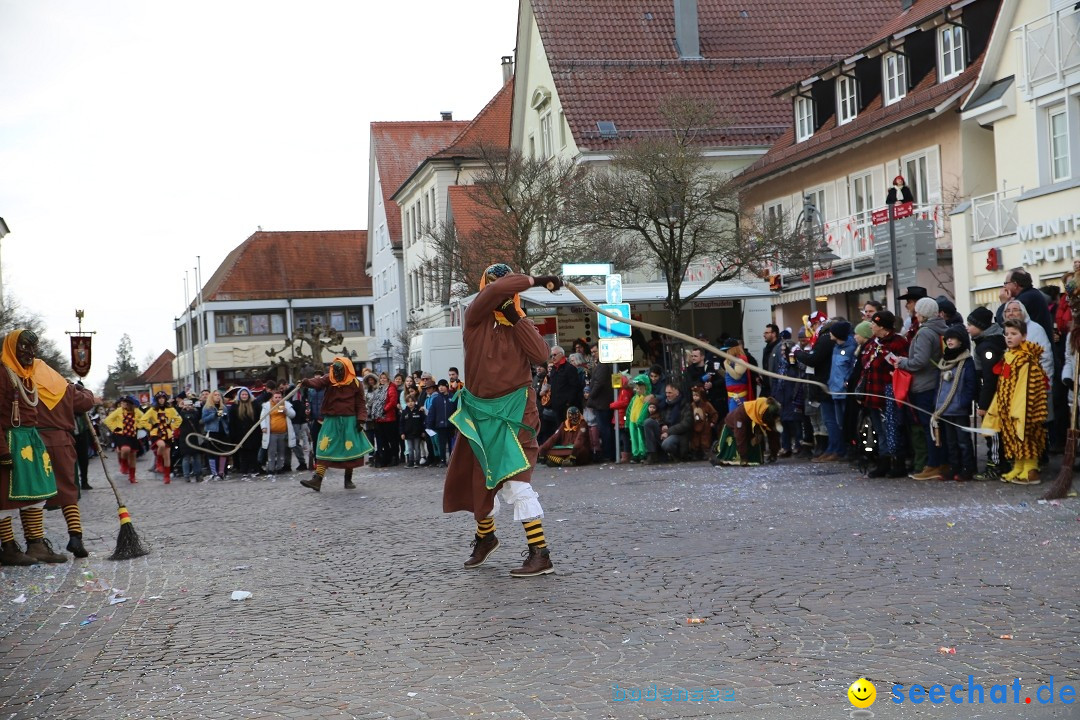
left=883, top=52, right=907, bottom=105
left=837, top=75, right=858, bottom=125
left=803, top=187, right=827, bottom=225
left=903, top=154, right=930, bottom=205
left=559, top=110, right=567, bottom=148
left=763, top=201, right=786, bottom=235
left=939, top=25, right=965, bottom=81
left=1049, top=105, right=1070, bottom=182
left=794, top=96, right=814, bottom=142
left=540, top=110, right=554, bottom=159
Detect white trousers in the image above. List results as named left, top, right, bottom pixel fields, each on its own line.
left=488, top=480, right=544, bottom=523
left=0, top=500, right=45, bottom=520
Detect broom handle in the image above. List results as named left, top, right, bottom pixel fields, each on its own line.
left=186, top=383, right=303, bottom=457
left=84, top=412, right=126, bottom=509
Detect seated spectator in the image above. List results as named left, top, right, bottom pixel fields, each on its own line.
left=642, top=384, right=693, bottom=464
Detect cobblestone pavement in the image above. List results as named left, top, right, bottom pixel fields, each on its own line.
left=1, top=452, right=1078, bottom=720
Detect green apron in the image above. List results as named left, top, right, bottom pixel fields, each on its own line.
left=315, top=415, right=373, bottom=462
left=6, top=426, right=57, bottom=501
left=451, top=387, right=535, bottom=489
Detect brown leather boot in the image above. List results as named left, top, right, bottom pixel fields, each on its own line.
left=0, top=540, right=39, bottom=566
left=510, top=546, right=554, bottom=577
left=300, top=474, right=322, bottom=492
left=463, top=534, right=499, bottom=568
left=25, top=538, right=68, bottom=563
left=618, top=452, right=631, bottom=464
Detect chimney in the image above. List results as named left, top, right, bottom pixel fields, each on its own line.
left=501, top=55, right=515, bottom=84
left=440, top=111, right=453, bottom=121
left=901, top=0, right=913, bottom=8
left=674, top=0, right=701, bottom=59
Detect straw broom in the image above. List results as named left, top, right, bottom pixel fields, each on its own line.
left=84, top=412, right=150, bottom=560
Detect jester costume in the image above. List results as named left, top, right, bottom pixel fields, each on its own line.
left=104, top=399, right=144, bottom=483
left=712, top=397, right=781, bottom=466
left=0, top=330, right=66, bottom=566
left=443, top=263, right=562, bottom=577
left=982, top=340, right=1048, bottom=483
left=626, top=373, right=652, bottom=462
left=723, top=351, right=754, bottom=412
left=141, top=393, right=182, bottom=484
left=300, top=356, right=373, bottom=492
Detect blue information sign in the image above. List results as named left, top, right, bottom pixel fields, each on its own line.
left=597, top=303, right=631, bottom=339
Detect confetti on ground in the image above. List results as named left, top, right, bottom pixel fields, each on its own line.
left=12, top=594, right=27, bottom=604
left=938, top=646, right=956, bottom=655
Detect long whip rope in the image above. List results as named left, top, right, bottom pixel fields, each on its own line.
left=563, top=281, right=993, bottom=437
left=185, top=384, right=304, bottom=457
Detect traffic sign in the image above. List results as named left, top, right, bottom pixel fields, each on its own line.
left=605, top=274, right=623, bottom=304
left=597, top=303, right=631, bottom=339
left=599, top=338, right=633, bottom=363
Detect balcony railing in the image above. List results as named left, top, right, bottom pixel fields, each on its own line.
left=759, top=202, right=944, bottom=277
left=1018, top=4, right=1080, bottom=93
left=971, top=188, right=1021, bottom=243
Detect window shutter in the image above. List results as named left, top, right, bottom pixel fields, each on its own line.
left=870, top=166, right=886, bottom=209
left=925, top=146, right=943, bottom=204
left=885, top=159, right=900, bottom=188
left=834, top=178, right=850, bottom=219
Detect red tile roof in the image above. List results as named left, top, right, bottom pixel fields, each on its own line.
left=200, top=230, right=371, bottom=302
left=370, top=122, right=467, bottom=247
left=740, top=49, right=986, bottom=184
left=435, top=79, right=513, bottom=158
left=531, top=0, right=901, bottom=149
left=136, top=350, right=176, bottom=384
left=865, top=0, right=958, bottom=50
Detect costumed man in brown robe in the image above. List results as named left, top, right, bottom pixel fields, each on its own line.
left=0, top=330, right=66, bottom=565
left=38, top=365, right=96, bottom=557
left=538, top=406, right=592, bottom=466
left=443, top=263, right=562, bottom=577
left=299, top=356, right=373, bottom=492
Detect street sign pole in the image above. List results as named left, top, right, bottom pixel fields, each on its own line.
left=888, top=203, right=901, bottom=316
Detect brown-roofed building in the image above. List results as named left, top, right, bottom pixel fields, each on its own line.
left=366, top=77, right=516, bottom=352
left=120, top=350, right=177, bottom=405
left=738, top=0, right=1005, bottom=332
left=173, top=230, right=374, bottom=391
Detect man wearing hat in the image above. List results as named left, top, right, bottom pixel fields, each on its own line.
left=898, top=286, right=928, bottom=342
left=141, top=391, right=182, bottom=485
left=967, top=306, right=1007, bottom=481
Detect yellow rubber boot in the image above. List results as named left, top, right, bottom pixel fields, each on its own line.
left=1001, top=459, right=1024, bottom=481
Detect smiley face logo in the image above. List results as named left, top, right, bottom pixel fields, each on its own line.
left=848, top=678, right=876, bottom=708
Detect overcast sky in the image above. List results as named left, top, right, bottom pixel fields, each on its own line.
left=0, top=0, right=518, bottom=392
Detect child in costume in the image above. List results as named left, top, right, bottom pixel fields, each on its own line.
left=688, top=385, right=719, bottom=460
left=105, top=396, right=144, bottom=484
left=626, top=373, right=652, bottom=463
left=982, top=319, right=1048, bottom=484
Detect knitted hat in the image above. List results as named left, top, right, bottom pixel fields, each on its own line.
left=967, top=306, right=994, bottom=331
left=943, top=326, right=968, bottom=346
left=870, top=310, right=896, bottom=330
left=854, top=321, right=874, bottom=339
left=829, top=321, right=852, bottom=342
left=914, top=297, right=940, bottom=320
left=936, top=295, right=957, bottom=317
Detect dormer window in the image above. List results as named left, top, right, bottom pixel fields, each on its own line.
left=795, top=96, right=814, bottom=142
left=837, top=75, right=858, bottom=125
left=939, top=25, right=965, bottom=80
left=883, top=53, right=907, bottom=105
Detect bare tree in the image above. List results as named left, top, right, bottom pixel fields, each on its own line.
left=265, top=328, right=349, bottom=381
left=0, top=296, right=73, bottom=378
left=421, top=143, right=598, bottom=297
left=570, top=97, right=775, bottom=329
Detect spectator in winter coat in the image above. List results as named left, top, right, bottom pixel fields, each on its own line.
left=861, top=311, right=910, bottom=478
left=642, top=385, right=694, bottom=463
left=931, top=327, right=978, bottom=481
left=398, top=395, right=426, bottom=468
left=772, top=340, right=805, bottom=457
left=425, top=380, right=453, bottom=466
left=967, top=307, right=1007, bottom=481
left=794, top=315, right=837, bottom=456
left=892, top=297, right=947, bottom=478
left=545, top=346, right=583, bottom=440
left=815, top=321, right=856, bottom=462
left=609, top=374, right=634, bottom=463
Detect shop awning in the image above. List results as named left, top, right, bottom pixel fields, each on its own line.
left=517, top=280, right=772, bottom=309
left=775, top=273, right=888, bottom=305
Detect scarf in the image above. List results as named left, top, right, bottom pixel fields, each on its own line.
left=744, top=397, right=772, bottom=428
left=931, top=349, right=972, bottom=445
left=329, top=356, right=358, bottom=387
left=30, top=359, right=69, bottom=411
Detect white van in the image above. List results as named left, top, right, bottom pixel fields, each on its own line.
left=408, top=327, right=465, bottom=382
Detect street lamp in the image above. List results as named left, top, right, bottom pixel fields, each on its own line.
left=382, top=339, right=393, bottom=373
left=797, top=196, right=840, bottom=315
